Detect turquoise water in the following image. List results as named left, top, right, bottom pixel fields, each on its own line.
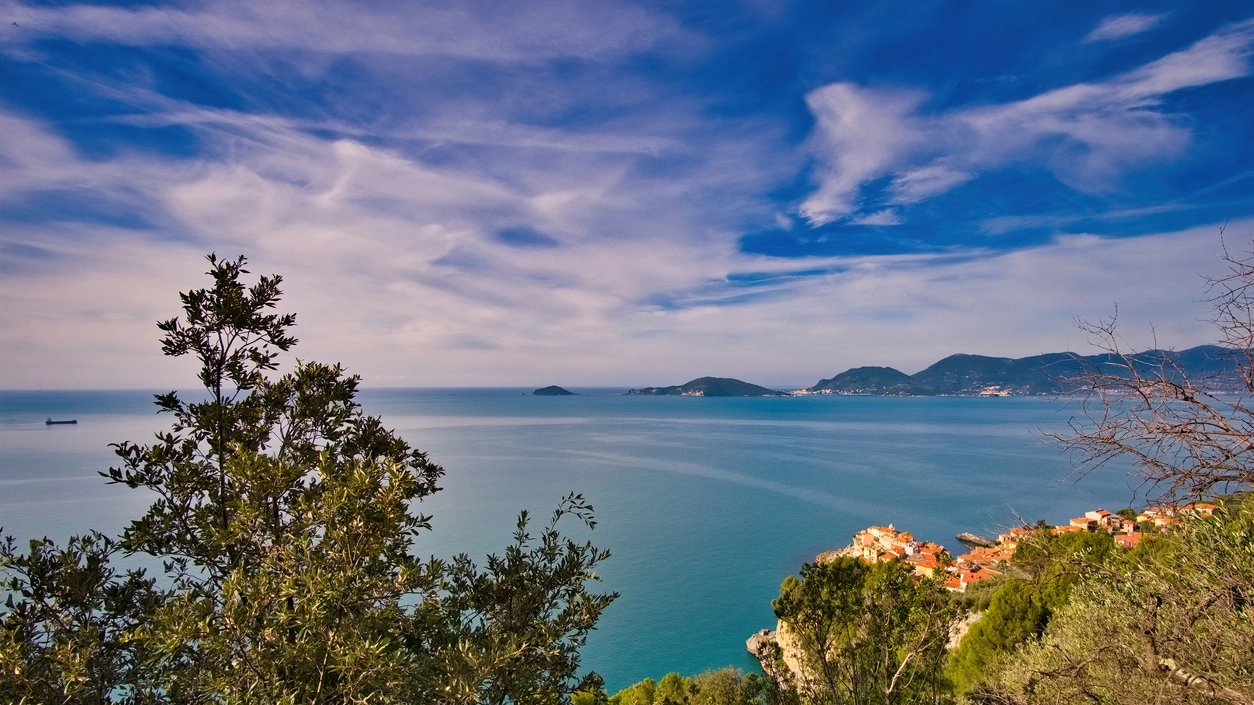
left=0, top=388, right=1140, bottom=691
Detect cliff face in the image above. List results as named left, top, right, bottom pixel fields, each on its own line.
left=746, top=623, right=807, bottom=695
left=772, top=620, right=809, bottom=690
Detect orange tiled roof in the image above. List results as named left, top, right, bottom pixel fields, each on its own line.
left=1115, top=533, right=1143, bottom=549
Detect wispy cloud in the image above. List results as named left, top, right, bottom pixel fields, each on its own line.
left=799, top=84, right=926, bottom=224
left=799, top=18, right=1254, bottom=225
left=0, top=88, right=795, bottom=386
left=1085, top=13, right=1168, bottom=43
left=851, top=209, right=902, bottom=226
left=1, top=0, right=690, bottom=62
left=887, top=165, right=973, bottom=205
left=0, top=106, right=1237, bottom=387
left=8, top=93, right=1218, bottom=386
left=0, top=1, right=1249, bottom=388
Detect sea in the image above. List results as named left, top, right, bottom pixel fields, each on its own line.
left=0, top=388, right=1142, bottom=692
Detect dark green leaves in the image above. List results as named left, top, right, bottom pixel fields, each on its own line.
left=4, top=253, right=614, bottom=704
left=0, top=533, right=163, bottom=704
left=771, top=558, right=958, bottom=705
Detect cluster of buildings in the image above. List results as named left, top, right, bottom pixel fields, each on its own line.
left=831, top=501, right=1220, bottom=593
left=977, top=386, right=1012, bottom=397
left=1137, top=501, right=1217, bottom=525
left=1032, top=501, right=1219, bottom=550
left=830, top=524, right=999, bottom=593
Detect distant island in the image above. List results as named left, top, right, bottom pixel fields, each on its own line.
left=627, top=376, right=788, bottom=397
left=533, top=385, right=576, bottom=396
left=801, top=344, right=1243, bottom=396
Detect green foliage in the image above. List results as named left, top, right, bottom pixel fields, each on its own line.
left=655, top=672, right=692, bottom=704
left=132, top=450, right=443, bottom=703
left=954, top=573, right=1006, bottom=613
left=771, top=557, right=958, bottom=705
left=438, top=495, right=617, bottom=704
left=608, top=672, right=692, bottom=705
left=945, top=577, right=1044, bottom=695
left=573, top=689, right=611, bottom=705
left=948, top=528, right=1116, bottom=695
left=610, top=668, right=768, bottom=705
left=689, top=668, right=770, bottom=705
left=0, top=533, right=162, bottom=704
left=611, top=677, right=657, bottom=705
left=106, top=255, right=442, bottom=585
left=1007, top=526, right=1114, bottom=572
left=1, top=254, right=616, bottom=704
left=976, top=504, right=1254, bottom=704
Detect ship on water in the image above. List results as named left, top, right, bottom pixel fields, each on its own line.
left=45, top=418, right=77, bottom=425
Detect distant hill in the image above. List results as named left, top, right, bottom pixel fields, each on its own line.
left=628, top=376, right=788, bottom=397
left=812, top=366, right=924, bottom=395
left=533, top=385, right=576, bottom=396
left=807, top=345, right=1244, bottom=396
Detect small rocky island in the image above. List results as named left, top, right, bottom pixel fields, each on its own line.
left=627, top=376, right=788, bottom=397
left=533, top=385, right=576, bottom=396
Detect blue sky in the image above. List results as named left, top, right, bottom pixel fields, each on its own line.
left=2, top=1, right=1253, bottom=388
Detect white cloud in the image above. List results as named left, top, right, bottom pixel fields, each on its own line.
left=1113, top=19, right=1254, bottom=99
left=1, top=107, right=1235, bottom=389
left=1085, top=13, right=1167, bottom=43
left=799, top=83, right=926, bottom=224
left=887, top=165, right=973, bottom=205
left=0, top=3, right=1246, bottom=389
left=851, top=209, right=902, bottom=226
left=0, top=92, right=796, bottom=387
left=0, top=0, right=690, bottom=62
left=799, top=19, right=1254, bottom=225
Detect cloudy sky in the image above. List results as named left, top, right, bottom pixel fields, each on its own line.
left=2, top=1, right=1252, bottom=389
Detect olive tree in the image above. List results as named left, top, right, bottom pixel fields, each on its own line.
left=771, top=557, right=958, bottom=705
left=1, top=254, right=615, bottom=703
left=0, top=533, right=163, bottom=704
left=974, top=501, right=1254, bottom=705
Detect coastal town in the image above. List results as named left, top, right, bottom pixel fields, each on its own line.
left=818, top=500, right=1218, bottom=592
left=747, top=501, right=1222, bottom=664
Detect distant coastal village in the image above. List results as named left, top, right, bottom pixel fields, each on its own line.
left=747, top=500, right=1221, bottom=662
left=820, top=501, right=1216, bottom=591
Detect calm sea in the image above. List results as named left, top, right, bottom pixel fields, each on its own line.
left=0, top=388, right=1140, bottom=691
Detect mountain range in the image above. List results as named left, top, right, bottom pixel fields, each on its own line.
left=621, top=345, right=1246, bottom=398
left=807, top=345, right=1245, bottom=396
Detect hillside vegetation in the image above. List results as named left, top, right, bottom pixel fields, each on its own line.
left=609, top=499, right=1253, bottom=705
